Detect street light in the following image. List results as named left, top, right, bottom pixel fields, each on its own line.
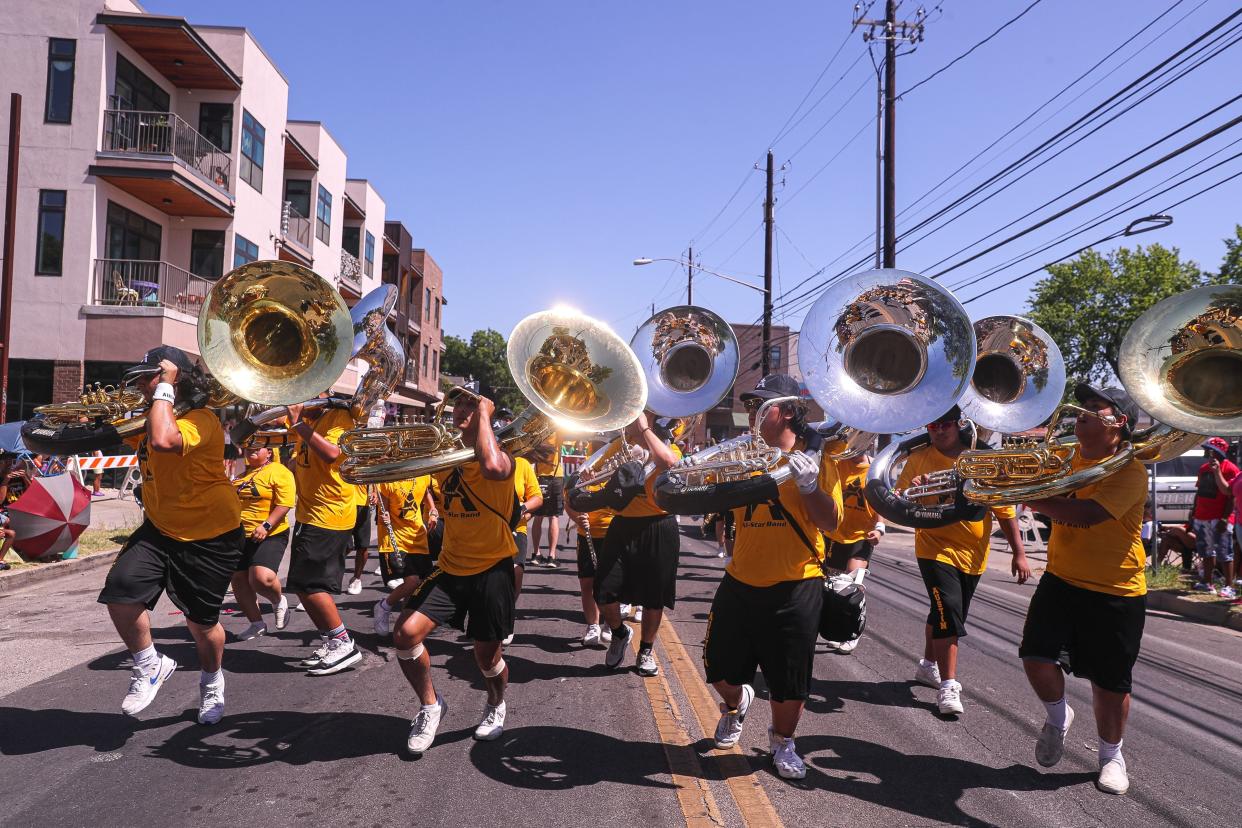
left=633, top=256, right=775, bottom=375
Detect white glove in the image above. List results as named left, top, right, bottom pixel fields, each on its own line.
left=787, top=450, right=820, bottom=494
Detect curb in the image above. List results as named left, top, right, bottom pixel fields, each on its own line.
left=1146, top=589, right=1240, bottom=628
left=0, top=549, right=121, bottom=597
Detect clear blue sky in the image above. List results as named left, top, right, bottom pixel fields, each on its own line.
left=150, top=0, right=1242, bottom=352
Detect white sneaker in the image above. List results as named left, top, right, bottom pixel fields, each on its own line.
left=299, top=637, right=330, bottom=668
left=197, top=680, right=225, bottom=725
left=636, top=649, right=659, bottom=677
left=407, top=695, right=447, bottom=755
left=307, top=637, right=361, bottom=676
left=374, top=565, right=383, bottom=576
left=768, top=728, right=806, bottom=780
left=714, top=684, right=754, bottom=749
left=373, top=598, right=394, bottom=637
left=474, top=701, right=506, bottom=741
left=293, top=602, right=308, bottom=612
left=273, top=595, right=289, bottom=630
left=121, top=654, right=177, bottom=716
left=1096, top=756, right=1129, bottom=795
left=346, top=577, right=363, bottom=595
left=600, top=626, right=613, bottom=644
left=386, top=578, right=404, bottom=589
left=235, top=621, right=267, bottom=641
left=605, top=623, right=633, bottom=669
left=835, top=638, right=860, bottom=654
left=937, top=680, right=964, bottom=715
left=502, top=632, right=515, bottom=646
left=1036, top=704, right=1075, bottom=768
left=619, top=603, right=633, bottom=619
left=582, top=624, right=601, bottom=646
left=914, top=659, right=942, bottom=688
left=634, top=606, right=643, bottom=622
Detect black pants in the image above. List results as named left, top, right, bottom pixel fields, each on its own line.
left=594, top=514, right=680, bottom=609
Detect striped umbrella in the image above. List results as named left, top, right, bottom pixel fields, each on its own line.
left=7, top=473, right=92, bottom=560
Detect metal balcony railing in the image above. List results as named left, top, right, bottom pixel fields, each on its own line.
left=92, top=259, right=213, bottom=314
left=101, top=109, right=232, bottom=191
left=282, top=201, right=312, bottom=250
left=340, top=251, right=362, bottom=289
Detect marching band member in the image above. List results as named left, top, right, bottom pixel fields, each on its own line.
left=594, top=412, right=681, bottom=677
left=97, top=346, right=243, bottom=725
left=1019, top=384, right=1149, bottom=796
left=230, top=442, right=296, bottom=640
left=370, top=474, right=437, bottom=636
left=703, top=374, right=842, bottom=781
left=506, top=453, right=544, bottom=644
left=822, top=448, right=884, bottom=654
left=346, top=483, right=377, bottom=594
left=529, top=433, right=564, bottom=567
left=394, top=388, right=520, bottom=755
left=286, top=396, right=363, bottom=676
left=565, top=441, right=615, bottom=647
left=897, top=405, right=1030, bottom=716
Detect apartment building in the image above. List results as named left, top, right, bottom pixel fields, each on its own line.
left=0, top=0, right=443, bottom=420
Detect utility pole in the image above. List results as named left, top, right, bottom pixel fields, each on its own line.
left=686, top=245, right=693, bottom=305
left=1, top=94, right=21, bottom=424
left=761, top=150, right=775, bottom=377
left=855, top=1, right=927, bottom=270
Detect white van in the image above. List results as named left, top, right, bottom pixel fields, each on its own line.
left=1149, top=448, right=1205, bottom=525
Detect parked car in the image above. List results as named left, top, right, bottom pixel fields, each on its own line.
left=1149, top=448, right=1205, bottom=525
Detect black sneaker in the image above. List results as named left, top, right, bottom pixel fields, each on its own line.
left=307, top=637, right=361, bottom=676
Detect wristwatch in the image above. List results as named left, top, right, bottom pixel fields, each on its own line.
left=261, top=521, right=272, bottom=531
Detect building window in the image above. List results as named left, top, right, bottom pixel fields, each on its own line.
left=44, top=39, right=76, bottom=123
left=435, top=299, right=440, bottom=328
left=35, top=190, right=67, bottom=275
left=364, top=232, right=375, bottom=277
left=433, top=349, right=439, bottom=375
left=316, top=185, right=332, bottom=243
left=425, top=287, right=431, bottom=321
left=198, top=103, right=232, bottom=152
left=239, top=110, right=264, bottom=192
left=234, top=234, right=258, bottom=268
left=113, top=55, right=169, bottom=112
left=768, top=345, right=782, bottom=368
left=422, top=343, right=429, bottom=375
left=105, top=201, right=161, bottom=260
left=342, top=226, right=360, bottom=258
left=284, top=179, right=311, bottom=219
left=190, top=230, right=225, bottom=280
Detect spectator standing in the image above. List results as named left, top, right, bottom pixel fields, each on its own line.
left=1192, top=438, right=1237, bottom=595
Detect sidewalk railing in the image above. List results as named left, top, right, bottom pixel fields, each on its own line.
left=101, top=108, right=232, bottom=191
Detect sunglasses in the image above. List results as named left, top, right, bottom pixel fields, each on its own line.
left=927, top=419, right=959, bottom=430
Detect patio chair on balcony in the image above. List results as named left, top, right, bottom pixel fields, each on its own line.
left=176, top=280, right=208, bottom=314
left=111, top=271, right=139, bottom=306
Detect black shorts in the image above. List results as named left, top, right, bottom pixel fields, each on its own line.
left=403, top=552, right=434, bottom=580
left=827, top=538, right=873, bottom=571
left=513, top=531, right=529, bottom=568
left=593, top=514, right=680, bottom=609
left=98, top=521, right=244, bottom=626
left=918, top=558, right=980, bottom=639
left=703, top=573, right=823, bottom=702
left=534, top=475, right=564, bottom=516
left=236, top=532, right=288, bottom=572
left=286, top=522, right=352, bottom=595
left=1019, top=572, right=1147, bottom=694
left=405, top=558, right=516, bottom=641
left=352, top=505, right=373, bottom=551
left=576, top=532, right=604, bottom=579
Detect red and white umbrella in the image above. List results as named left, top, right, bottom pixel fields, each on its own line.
left=8, top=474, right=92, bottom=560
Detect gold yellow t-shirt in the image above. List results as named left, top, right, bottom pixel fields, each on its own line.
left=585, top=505, right=615, bottom=537
left=615, top=441, right=683, bottom=519
left=353, top=484, right=369, bottom=508
left=513, top=457, right=542, bottom=534
left=376, top=476, right=431, bottom=556
left=728, top=450, right=843, bottom=587
left=825, top=455, right=877, bottom=544
left=896, top=445, right=1016, bottom=575
left=293, top=407, right=357, bottom=531
left=1047, top=454, right=1148, bottom=597
left=130, top=408, right=241, bottom=542
left=234, top=461, right=296, bottom=536
left=533, top=433, right=564, bottom=477
left=433, top=461, right=518, bottom=576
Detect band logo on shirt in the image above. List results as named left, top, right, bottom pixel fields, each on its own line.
left=742, top=500, right=788, bottom=528
left=399, top=488, right=419, bottom=520
left=441, top=478, right=478, bottom=516
left=137, top=438, right=153, bottom=482
left=842, top=480, right=867, bottom=510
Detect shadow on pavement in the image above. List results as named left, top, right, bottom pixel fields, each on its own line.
left=469, top=725, right=678, bottom=790
left=86, top=642, right=309, bottom=674
left=806, top=677, right=937, bottom=715
left=770, top=735, right=1096, bottom=827
left=0, top=706, right=181, bottom=755
left=439, top=644, right=618, bottom=686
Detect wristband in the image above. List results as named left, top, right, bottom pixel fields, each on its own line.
left=152, top=382, right=176, bottom=404
left=874, top=522, right=886, bottom=535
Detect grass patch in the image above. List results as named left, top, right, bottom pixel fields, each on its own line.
left=1147, top=564, right=1187, bottom=591
left=74, top=525, right=137, bottom=556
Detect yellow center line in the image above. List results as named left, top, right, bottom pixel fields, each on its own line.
left=628, top=629, right=727, bottom=827
left=655, top=616, right=785, bottom=828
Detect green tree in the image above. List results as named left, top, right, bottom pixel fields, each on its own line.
left=1212, top=224, right=1242, bottom=285
left=440, top=329, right=523, bottom=410
left=1026, top=243, right=1202, bottom=382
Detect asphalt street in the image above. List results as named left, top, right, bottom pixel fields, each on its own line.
left=1, top=525, right=1239, bottom=827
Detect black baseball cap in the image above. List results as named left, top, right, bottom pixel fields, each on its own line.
left=930, top=405, right=962, bottom=425
left=123, top=345, right=196, bottom=384
left=740, top=373, right=803, bottom=403
left=1074, top=382, right=1139, bottom=438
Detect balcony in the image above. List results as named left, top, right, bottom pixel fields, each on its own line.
left=90, top=259, right=212, bottom=313
left=339, top=251, right=363, bottom=294
left=91, top=109, right=234, bottom=217
left=278, top=201, right=313, bottom=265
left=83, top=259, right=214, bottom=363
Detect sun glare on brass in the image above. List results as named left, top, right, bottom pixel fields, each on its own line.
left=631, top=305, right=738, bottom=418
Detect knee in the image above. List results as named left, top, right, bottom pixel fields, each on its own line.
left=393, top=621, right=424, bottom=651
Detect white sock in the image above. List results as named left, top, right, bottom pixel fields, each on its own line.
left=1098, top=738, right=1123, bottom=764
left=939, top=678, right=959, bottom=690
left=920, top=658, right=938, bottom=670
left=132, top=644, right=159, bottom=672
left=1042, top=698, right=1069, bottom=730
left=200, top=669, right=223, bottom=687
left=421, top=700, right=440, bottom=712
